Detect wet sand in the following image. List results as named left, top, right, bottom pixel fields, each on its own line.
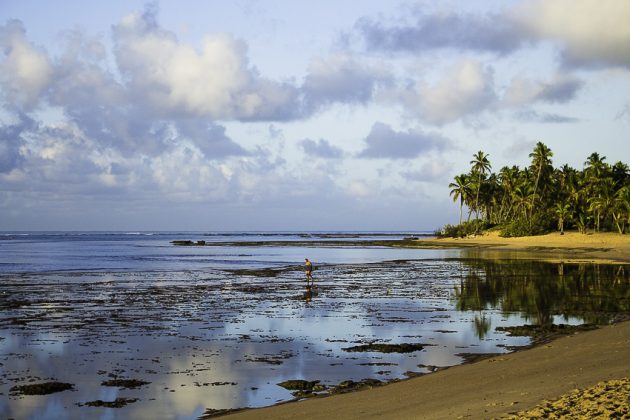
left=411, top=231, right=630, bottom=264
left=222, top=320, right=630, bottom=419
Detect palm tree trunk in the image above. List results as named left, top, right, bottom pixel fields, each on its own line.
left=530, top=166, right=541, bottom=220
left=475, top=173, right=482, bottom=220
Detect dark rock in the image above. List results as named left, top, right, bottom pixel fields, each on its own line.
left=10, top=381, right=74, bottom=395
left=496, top=323, right=598, bottom=345
left=330, top=378, right=383, bottom=394
left=101, top=378, right=150, bottom=389
left=200, top=408, right=245, bottom=418
left=342, top=343, right=426, bottom=353
left=277, top=379, right=320, bottom=390
left=80, top=397, right=139, bottom=408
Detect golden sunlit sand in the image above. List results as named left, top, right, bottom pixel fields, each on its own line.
left=416, top=231, right=630, bottom=264
left=222, top=232, right=630, bottom=420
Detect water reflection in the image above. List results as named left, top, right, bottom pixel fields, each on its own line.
left=0, top=259, right=628, bottom=419
left=454, top=260, right=629, bottom=327
left=473, top=314, right=491, bottom=339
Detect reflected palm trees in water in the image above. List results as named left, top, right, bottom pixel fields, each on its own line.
left=454, top=260, right=630, bottom=330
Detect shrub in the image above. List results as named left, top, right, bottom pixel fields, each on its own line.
left=437, top=220, right=489, bottom=238
left=500, top=214, right=554, bottom=238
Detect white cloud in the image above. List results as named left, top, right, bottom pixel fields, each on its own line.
left=503, top=73, right=584, bottom=106
left=346, top=180, right=371, bottom=197
left=357, top=10, right=525, bottom=55
left=112, top=6, right=299, bottom=120
left=0, top=20, right=53, bottom=109
left=357, top=122, right=449, bottom=158
left=391, top=59, right=496, bottom=125
left=302, top=53, right=391, bottom=109
left=401, top=161, right=452, bottom=182
left=150, top=146, right=230, bottom=201
left=175, top=120, right=248, bottom=159
left=513, top=0, right=630, bottom=68
left=357, top=0, right=630, bottom=70
left=300, top=138, right=344, bottom=159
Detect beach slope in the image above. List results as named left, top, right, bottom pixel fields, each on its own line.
left=410, top=231, right=630, bottom=264
left=223, top=321, right=630, bottom=419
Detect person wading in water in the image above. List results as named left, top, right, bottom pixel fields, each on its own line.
left=304, top=258, right=313, bottom=283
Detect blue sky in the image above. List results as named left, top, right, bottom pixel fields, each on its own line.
left=1, top=0, right=629, bottom=231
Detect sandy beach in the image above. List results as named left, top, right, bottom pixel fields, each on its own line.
left=221, top=232, right=630, bottom=419
left=223, top=320, right=630, bottom=419
left=411, top=231, right=630, bottom=264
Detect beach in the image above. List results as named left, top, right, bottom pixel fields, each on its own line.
left=222, top=320, right=630, bottom=419
left=220, top=231, right=630, bottom=419
left=411, top=231, right=630, bottom=264
left=1, top=231, right=628, bottom=419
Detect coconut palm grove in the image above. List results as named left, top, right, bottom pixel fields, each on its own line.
left=444, top=142, right=630, bottom=238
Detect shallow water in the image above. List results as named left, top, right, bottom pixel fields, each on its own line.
left=0, top=233, right=628, bottom=419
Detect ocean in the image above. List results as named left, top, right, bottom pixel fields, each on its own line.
left=0, top=231, right=438, bottom=273
left=1, top=231, right=627, bottom=419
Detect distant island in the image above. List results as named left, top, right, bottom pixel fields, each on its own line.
left=442, top=142, right=629, bottom=238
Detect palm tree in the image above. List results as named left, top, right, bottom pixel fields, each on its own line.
left=449, top=174, right=471, bottom=225
left=498, top=166, right=520, bottom=223
left=611, top=161, right=629, bottom=189
left=584, top=153, right=609, bottom=230
left=588, top=178, right=615, bottom=232
left=529, top=142, right=553, bottom=218
left=512, top=184, right=532, bottom=219
left=470, top=151, right=491, bottom=220
left=554, top=202, right=572, bottom=235
left=612, top=186, right=630, bottom=234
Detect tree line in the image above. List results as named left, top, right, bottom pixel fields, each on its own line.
left=444, top=142, right=630, bottom=237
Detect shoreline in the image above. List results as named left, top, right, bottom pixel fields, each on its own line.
left=221, top=320, right=630, bottom=420
left=218, top=232, right=630, bottom=419
left=403, top=231, right=630, bottom=264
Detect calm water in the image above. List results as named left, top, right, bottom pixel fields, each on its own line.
left=0, top=232, right=628, bottom=419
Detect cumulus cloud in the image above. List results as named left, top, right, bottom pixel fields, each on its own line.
left=388, top=59, right=496, bottom=125
left=49, top=30, right=124, bottom=110
left=175, top=120, right=248, bottom=159
left=357, top=122, right=448, bottom=159
left=112, top=4, right=300, bottom=120
left=513, top=0, right=630, bottom=68
left=400, top=160, right=452, bottom=182
left=504, top=73, right=584, bottom=106
left=0, top=20, right=53, bottom=109
left=302, top=53, right=391, bottom=109
left=0, top=114, right=34, bottom=173
left=356, top=0, right=630, bottom=69
left=357, top=11, right=525, bottom=55
left=300, top=138, right=344, bottom=159
left=150, top=146, right=231, bottom=201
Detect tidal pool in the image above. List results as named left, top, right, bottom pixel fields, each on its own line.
left=1, top=259, right=628, bottom=419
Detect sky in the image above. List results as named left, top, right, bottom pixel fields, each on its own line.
left=1, top=0, right=629, bottom=231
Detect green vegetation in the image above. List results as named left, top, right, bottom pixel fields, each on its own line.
left=454, top=261, right=630, bottom=327
left=443, top=143, right=630, bottom=237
